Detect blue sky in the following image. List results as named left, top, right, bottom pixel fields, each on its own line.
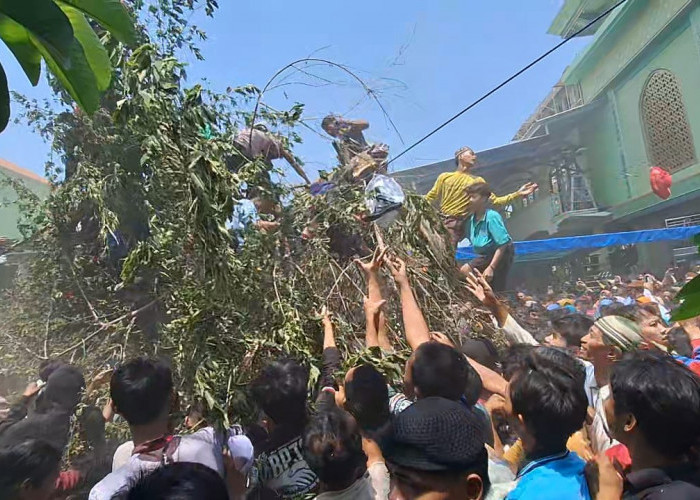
left=0, top=0, right=592, bottom=181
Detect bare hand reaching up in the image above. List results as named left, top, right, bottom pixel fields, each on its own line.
left=386, top=255, right=409, bottom=286
left=363, top=297, right=387, bottom=317
left=430, top=331, right=456, bottom=348
left=465, top=269, right=509, bottom=326
left=354, top=247, right=388, bottom=275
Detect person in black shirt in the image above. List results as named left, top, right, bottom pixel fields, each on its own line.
left=249, top=359, right=319, bottom=499
left=597, top=351, right=700, bottom=499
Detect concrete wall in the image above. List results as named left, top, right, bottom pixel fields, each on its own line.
left=506, top=195, right=557, bottom=241
left=0, top=168, right=50, bottom=240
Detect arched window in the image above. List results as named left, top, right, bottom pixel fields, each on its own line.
left=641, top=70, right=696, bottom=172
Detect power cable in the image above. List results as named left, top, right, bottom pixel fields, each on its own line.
left=387, top=0, right=629, bottom=166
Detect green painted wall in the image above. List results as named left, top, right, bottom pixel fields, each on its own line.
left=579, top=102, right=623, bottom=210
left=568, top=2, right=700, bottom=219
left=0, top=170, right=50, bottom=240
left=613, top=20, right=700, bottom=199
left=567, top=0, right=693, bottom=102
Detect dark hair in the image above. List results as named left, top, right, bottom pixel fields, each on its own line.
left=116, top=462, right=228, bottom=500
left=501, top=344, right=535, bottom=381
left=551, top=314, right=594, bottom=348
left=79, top=405, right=106, bottom=448
left=465, top=182, right=492, bottom=199
left=0, top=440, right=61, bottom=500
left=38, top=359, right=67, bottom=383
left=344, top=364, right=390, bottom=432
left=460, top=338, right=500, bottom=373
left=110, top=357, right=173, bottom=426
left=303, top=407, right=366, bottom=491
left=37, top=365, right=85, bottom=414
left=667, top=326, right=693, bottom=357
left=610, top=351, right=700, bottom=457
left=250, top=358, right=309, bottom=425
left=509, top=347, right=587, bottom=453
left=454, top=146, right=474, bottom=161
left=412, top=342, right=481, bottom=404
left=600, top=303, right=636, bottom=320
left=321, top=115, right=337, bottom=131
left=387, top=457, right=490, bottom=499
left=635, top=303, right=662, bottom=319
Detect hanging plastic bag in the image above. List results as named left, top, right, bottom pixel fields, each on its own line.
left=649, top=166, right=672, bottom=199
left=365, top=174, right=405, bottom=225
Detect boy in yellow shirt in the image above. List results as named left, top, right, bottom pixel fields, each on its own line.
left=425, top=146, right=537, bottom=246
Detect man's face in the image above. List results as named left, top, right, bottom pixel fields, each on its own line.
left=458, top=149, right=477, bottom=168
left=638, top=310, right=670, bottom=349
left=323, top=120, right=339, bottom=137
left=526, top=310, right=540, bottom=325
left=544, top=331, right=567, bottom=348
left=579, top=325, right=607, bottom=361
left=467, top=193, right=487, bottom=211
left=517, top=292, right=525, bottom=302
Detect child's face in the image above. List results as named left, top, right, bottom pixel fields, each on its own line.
left=468, top=192, right=487, bottom=211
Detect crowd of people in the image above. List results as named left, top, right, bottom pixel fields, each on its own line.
left=1, top=240, right=699, bottom=500
left=1, top=122, right=700, bottom=499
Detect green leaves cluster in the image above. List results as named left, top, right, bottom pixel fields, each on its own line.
left=672, top=234, right=700, bottom=321
left=0, top=0, right=493, bottom=435
left=0, top=0, right=137, bottom=132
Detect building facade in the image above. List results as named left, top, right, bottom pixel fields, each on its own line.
left=396, top=0, right=700, bottom=279
left=0, top=158, right=50, bottom=288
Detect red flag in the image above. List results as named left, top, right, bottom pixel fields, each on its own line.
left=649, top=166, right=672, bottom=199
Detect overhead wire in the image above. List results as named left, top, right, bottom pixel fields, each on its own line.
left=387, top=0, right=629, bottom=167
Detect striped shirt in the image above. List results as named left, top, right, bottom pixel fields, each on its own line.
left=425, top=171, right=520, bottom=217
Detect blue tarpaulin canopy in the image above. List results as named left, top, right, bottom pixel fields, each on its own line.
left=456, top=226, right=700, bottom=261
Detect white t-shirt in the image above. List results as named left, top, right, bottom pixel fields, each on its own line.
left=90, top=427, right=251, bottom=500
left=112, top=441, right=134, bottom=471
left=587, top=384, right=618, bottom=454
left=315, top=463, right=389, bottom=500
left=501, top=315, right=539, bottom=346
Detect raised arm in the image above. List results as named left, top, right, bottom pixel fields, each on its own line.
left=280, top=148, right=311, bottom=185
left=321, top=306, right=336, bottom=350
left=465, top=270, right=538, bottom=346
left=465, top=270, right=510, bottom=327
left=430, top=332, right=508, bottom=397
left=355, top=248, right=392, bottom=350
left=387, top=256, right=431, bottom=350
left=489, top=182, right=538, bottom=207
left=363, top=297, right=386, bottom=349
left=344, top=119, right=369, bottom=131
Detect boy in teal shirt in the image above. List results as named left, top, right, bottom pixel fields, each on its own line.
left=459, top=182, right=514, bottom=292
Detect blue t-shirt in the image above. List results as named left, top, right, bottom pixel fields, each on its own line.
left=506, top=451, right=591, bottom=500
left=227, top=199, right=259, bottom=247
left=468, top=209, right=511, bottom=255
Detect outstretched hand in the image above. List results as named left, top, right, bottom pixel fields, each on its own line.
left=363, top=297, right=386, bottom=316
left=430, top=332, right=455, bottom=348
left=518, top=182, right=538, bottom=198
left=319, top=306, right=333, bottom=327
left=386, top=255, right=409, bottom=286
left=465, top=269, right=499, bottom=309
left=354, top=247, right=388, bottom=275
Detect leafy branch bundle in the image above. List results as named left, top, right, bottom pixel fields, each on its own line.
left=0, top=0, right=496, bottom=429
